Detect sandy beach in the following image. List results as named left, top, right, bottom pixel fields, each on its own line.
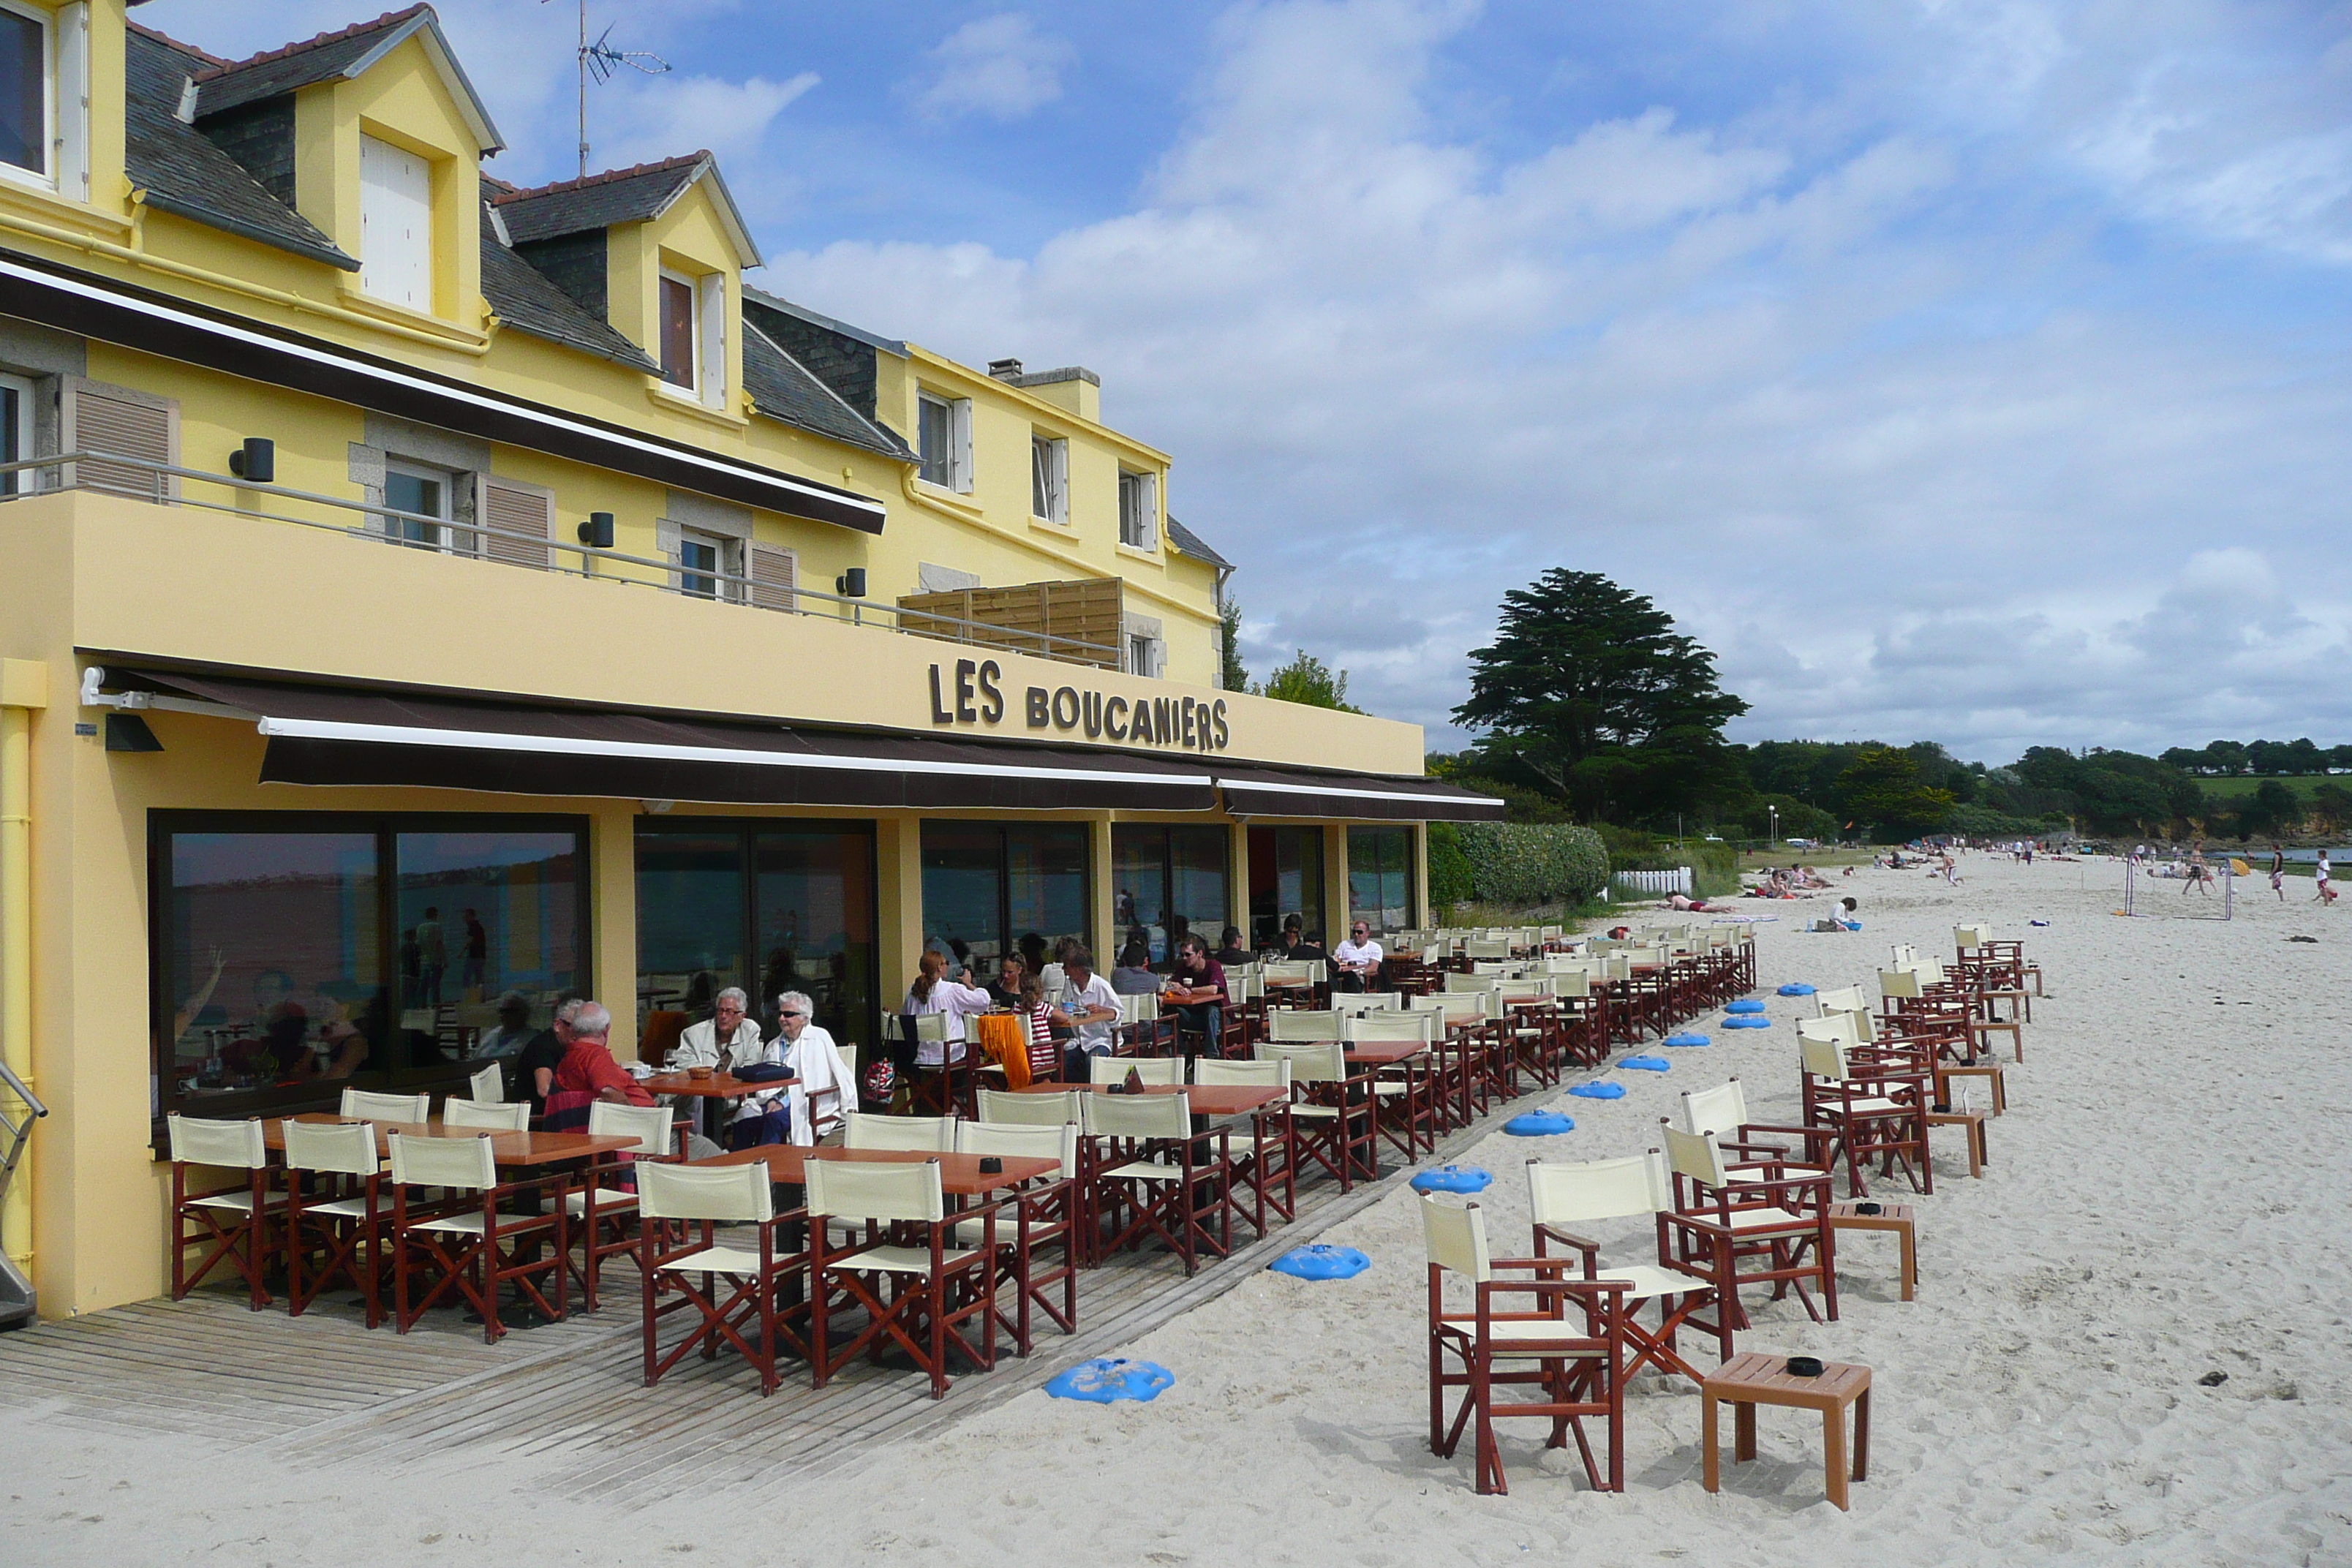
left=7, top=853, right=2351, bottom=1565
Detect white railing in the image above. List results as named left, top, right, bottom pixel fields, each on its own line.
left=1612, top=867, right=1692, bottom=897
left=0, top=450, right=1121, bottom=667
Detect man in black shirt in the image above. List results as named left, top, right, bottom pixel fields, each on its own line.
left=1212, top=926, right=1252, bottom=968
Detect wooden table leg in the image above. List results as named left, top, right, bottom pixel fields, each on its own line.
left=1823, top=1403, right=1849, bottom=1509
left=1734, top=1399, right=1756, bottom=1463
left=1853, top=1386, right=1870, bottom=1482
left=1899, top=1221, right=1917, bottom=1302
left=1702, top=1392, right=1720, bottom=1493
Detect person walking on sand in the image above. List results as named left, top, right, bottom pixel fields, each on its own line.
left=2271, top=844, right=2286, bottom=901
left=2184, top=844, right=2209, bottom=896
left=2317, top=851, right=2337, bottom=905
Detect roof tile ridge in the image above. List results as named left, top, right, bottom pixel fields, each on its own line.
left=490, top=151, right=712, bottom=206
left=192, top=5, right=431, bottom=84
left=125, top=20, right=232, bottom=69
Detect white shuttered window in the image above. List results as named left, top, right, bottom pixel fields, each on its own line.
left=359, top=135, right=432, bottom=311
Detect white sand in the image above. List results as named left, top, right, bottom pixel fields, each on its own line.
left=8, top=855, right=2352, bottom=1564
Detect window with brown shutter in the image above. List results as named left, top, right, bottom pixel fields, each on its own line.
left=475, top=473, right=554, bottom=570
left=61, top=377, right=177, bottom=501
left=659, top=273, right=696, bottom=388
left=748, top=541, right=796, bottom=612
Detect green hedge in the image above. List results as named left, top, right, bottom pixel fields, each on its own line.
left=1452, top=821, right=1610, bottom=907
left=1426, top=821, right=1475, bottom=908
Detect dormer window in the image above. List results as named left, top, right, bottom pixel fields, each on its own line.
left=658, top=266, right=728, bottom=409
left=358, top=134, right=433, bottom=310
left=0, top=3, right=48, bottom=181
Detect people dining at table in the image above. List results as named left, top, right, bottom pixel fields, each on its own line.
left=1055, top=948, right=1123, bottom=1081
left=1110, top=942, right=1161, bottom=996
left=987, top=952, right=1030, bottom=1010
left=772, top=989, right=854, bottom=1147
left=551, top=1000, right=654, bottom=1108
left=1014, top=972, right=1065, bottom=1082
left=1162, top=934, right=1228, bottom=1059
left=670, top=987, right=764, bottom=1074
left=903, top=948, right=993, bottom=1066
left=1331, top=921, right=1384, bottom=993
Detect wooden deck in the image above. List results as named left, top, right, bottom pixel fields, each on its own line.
left=0, top=1080, right=1561, bottom=1501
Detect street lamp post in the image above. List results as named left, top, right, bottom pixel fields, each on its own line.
left=1768, top=804, right=1778, bottom=850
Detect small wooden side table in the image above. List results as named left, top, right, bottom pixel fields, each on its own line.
left=1934, top=1060, right=2006, bottom=1114
left=1924, top=1107, right=1989, bottom=1177
left=1827, top=1200, right=1916, bottom=1301
left=1702, top=1352, right=1872, bottom=1510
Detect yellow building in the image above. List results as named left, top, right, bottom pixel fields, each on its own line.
left=0, top=3, right=1497, bottom=1322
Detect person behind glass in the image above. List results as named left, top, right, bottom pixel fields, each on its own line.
left=460, top=908, right=487, bottom=992
left=669, top=986, right=764, bottom=1140
left=1331, top=921, right=1384, bottom=994
left=903, top=949, right=992, bottom=1068
left=1163, top=934, right=1228, bottom=1060
left=1056, top=949, right=1122, bottom=1082
left=552, top=1000, right=653, bottom=1107
left=416, top=906, right=447, bottom=1006
left=1213, top=926, right=1252, bottom=969
left=1110, top=941, right=1161, bottom=996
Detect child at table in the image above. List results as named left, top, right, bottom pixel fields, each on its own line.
left=1019, top=973, right=1063, bottom=1083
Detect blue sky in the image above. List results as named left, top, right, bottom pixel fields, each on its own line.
left=145, top=1, right=2352, bottom=763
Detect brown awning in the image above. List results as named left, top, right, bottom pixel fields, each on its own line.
left=127, top=671, right=1218, bottom=811
left=1215, top=764, right=1506, bottom=821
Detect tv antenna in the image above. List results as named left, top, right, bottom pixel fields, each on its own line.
left=544, top=1, right=671, bottom=178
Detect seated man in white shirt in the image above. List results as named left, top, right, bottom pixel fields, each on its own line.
left=666, top=987, right=764, bottom=1139
left=1055, top=949, right=1123, bottom=1081
left=1331, top=921, right=1385, bottom=994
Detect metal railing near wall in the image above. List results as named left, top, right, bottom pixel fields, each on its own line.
left=0, top=451, right=1123, bottom=668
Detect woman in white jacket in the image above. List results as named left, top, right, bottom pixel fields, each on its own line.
left=902, top=948, right=992, bottom=1066
left=772, top=990, right=855, bottom=1147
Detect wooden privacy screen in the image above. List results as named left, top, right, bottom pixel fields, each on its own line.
left=896, top=576, right=1123, bottom=669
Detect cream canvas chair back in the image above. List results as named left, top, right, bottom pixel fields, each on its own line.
left=443, top=1097, right=530, bottom=1132
left=846, top=1113, right=957, bottom=1152
left=1798, top=1013, right=1866, bottom=1052
left=1675, top=1079, right=1752, bottom=1139
left=1262, top=960, right=1321, bottom=987
left=1814, top=986, right=1870, bottom=1018
left=1953, top=925, right=1990, bottom=951
left=588, top=1099, right=674, bottom=1156
left=1540, top=924, right=1564, bottom=943
left=1888, top=943, right=1919, bottom=968
left=893, top=1011, right=952, bottom=1045
left=1910, top=959, right=1948, bottom=985
left=279, top=1116, right=375, bottom=1177
left=1469, top=960, right=1513, bottom=976
left=1464, top=938, right=1511, bottom=960
left=167, top=1113, right=267, bottom=1170
left=805, top=1157, right=944, bottom=1226
left=1798, top=1031, right=1852, bottom=1083
left=1662, top=1124, right=1730, bottom=1191
left=341, top=1088, right=431, bottom=1124
left=1526, top=1150, right=1673, bottom=1227
left=1331, top=992, right=1400, bottom=1017
left=1879, top=968, right=1924, bottom=1000
left=1091, top=1054, right=1182, bottom=1085
left=638, top=1160, right=773, bottom=1225
left=467, top=1063, right=503, bottom=1103
left=957, top=1118, right=1079, bottom=1180
left=1420, top=943, right=1442, bottom=965
left=1117, top=992, right=1161, bottom=1025
left=1444, top=971, right=1500, bottom=995
left=386, top=1128, right=497, bottom=1193
left=1497, top=976, right=1555, bottom=1005
left=1269, top=1009, right=1343, bottom=1042
left=978, top=1087, right=1080, bottom=1126
left=1604, top=954, right=1633, bottom=982
left=1411, top=992, right=1488, bottom=1028
left=1343, top=1009, right=1436, bottom=1044
left=1256, top=1037, right=1347, bottom=1086
left=1194, top=1055, right=1290, bottom=1090
left=1080, top=1088, right=1193, bottom=1141
left=1419, top=1193, right=1492, bottom=1284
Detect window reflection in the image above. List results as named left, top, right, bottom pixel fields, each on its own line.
left=922, top=822, right=1089, bottom=984
left=395, top=831, right=581, bottom=1063
left=1348, top=826, right=1414, bottom=931
left=1112, top=824, right=1229, bottom=965
left=1249, top=826, right=1327, bottom=949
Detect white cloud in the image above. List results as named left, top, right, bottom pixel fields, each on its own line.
left=911, top=13, right=1076, bottom=122
left=777, top=0, right=2352, bottom=762
left=587, top=72, right=819, bottom=173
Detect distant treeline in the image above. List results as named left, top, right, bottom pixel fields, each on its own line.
left=2158, top=739, right=2352, bottom=776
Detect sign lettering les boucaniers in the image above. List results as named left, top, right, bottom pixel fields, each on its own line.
left=927, top=660, right=1231, bottom=752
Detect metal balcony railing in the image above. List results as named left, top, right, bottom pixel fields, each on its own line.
left=0, top=451, right=1122, bottom=668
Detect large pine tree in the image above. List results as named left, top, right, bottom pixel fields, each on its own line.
left=1452, top=570, right=1750, bottom=822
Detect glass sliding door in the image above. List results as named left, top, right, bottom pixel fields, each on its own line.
left=1112, top=823, right=1230, bottom=965
left=151, top=813, right=588, bottom=1127
left=1248, top=825, right=1327, bottom=949
left=636, top=820, right=878, bottom=1062
left=921, top=821, right=1092, bottom=987
left=1346, top=825, right=1415, bottom=932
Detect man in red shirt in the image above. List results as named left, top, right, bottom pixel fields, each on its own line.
left=1164, top=934, right=1229, bottom=1061
left=551, top=1000, right=654, bottom=1107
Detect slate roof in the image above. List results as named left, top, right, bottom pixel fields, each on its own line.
left=187, top=7, right=501, bottom=150
left=1164, top=515, right=1232, bottom=570
left=478, top=216, right=657, bottom=372
left=124, top=26, right=358, bottom=271
left=742, top=322, right=915, bottom=462
left=494, top=156, right=709, bottom=245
